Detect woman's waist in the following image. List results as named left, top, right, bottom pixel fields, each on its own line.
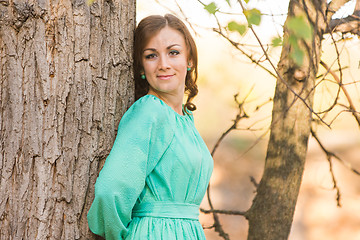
left=132, top=201, right=200, bottom=220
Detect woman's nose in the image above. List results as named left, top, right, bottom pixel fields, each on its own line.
left=158, top=55, right=170, bottom=70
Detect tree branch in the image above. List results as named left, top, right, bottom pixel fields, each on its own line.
left=326, top=0, right=360, bottom=35
left=326, top=0, right=353, bottom=21
left=311, top=127, right=360, bottom=206
left=237, top=0, right=331, bottom=129
left=204, top=91, right=256, bottom=240
left=311, top=128, right=342, bottom=206
left=204, top=182, right=230, bottom=240
left=312, top=127, right=360, bottom=178
left=211, top=93, right=250, bottom=156
left=213, top=29, right=277, bottom=79
left=200, top=208, right=247, bottom=216
left=320, top=60, right=360, bottom=128
left=326, top=14, right=360, bottom=35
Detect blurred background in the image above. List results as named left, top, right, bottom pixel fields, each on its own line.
left=137, top=0, right=360, bottom=239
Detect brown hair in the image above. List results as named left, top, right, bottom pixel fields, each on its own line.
left=133, top=14, right=198, bottom=111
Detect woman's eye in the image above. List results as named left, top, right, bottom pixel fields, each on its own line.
left=145, top=53, right=157, bottom=59
left=169, top=50, right=180, bottom=56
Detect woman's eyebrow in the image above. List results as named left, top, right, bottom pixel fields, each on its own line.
left=167, top=44, right=181, bottom=49
left=143, top=44, right=182, bottom=53
left=143, top=48, right=156, bottom=52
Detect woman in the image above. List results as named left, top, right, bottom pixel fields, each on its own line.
left=87, top=14, right=213, bottom=240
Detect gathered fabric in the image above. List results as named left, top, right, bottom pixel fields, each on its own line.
left=132, top=202, right=200, bottom=220
left=87, top=95, right=213, bottom=240
left=125, top=216, right=205, bottom=240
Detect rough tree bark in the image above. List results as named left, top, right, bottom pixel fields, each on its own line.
left=245, top=0, right=329, bottom=239
left=0, top=0, right=135, bottom=239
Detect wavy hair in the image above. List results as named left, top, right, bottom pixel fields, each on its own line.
left=133, top=14, right=198, bottom=111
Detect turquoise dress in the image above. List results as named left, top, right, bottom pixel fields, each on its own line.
left=87, top=95, right=213, bottom=240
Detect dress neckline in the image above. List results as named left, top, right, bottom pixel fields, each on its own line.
left=145, top=94, right=190, bottom=119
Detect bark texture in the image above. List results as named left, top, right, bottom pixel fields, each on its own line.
left=246, top=0, right=328, bottom=239
left=0, top=0, right=135, bottom=239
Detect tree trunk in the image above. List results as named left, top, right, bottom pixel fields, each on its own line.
left=0, top=0, right=135, bottom=239
left=246, top=0, right=327, bottom=239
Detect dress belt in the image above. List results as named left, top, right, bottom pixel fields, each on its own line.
left=132, top=202, right=200, bottom=220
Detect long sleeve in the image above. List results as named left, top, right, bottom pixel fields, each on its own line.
left=87, top=97, right=175, bottom=240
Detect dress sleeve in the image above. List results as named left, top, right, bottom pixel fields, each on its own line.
left=87, top=97, right=175, bottom=240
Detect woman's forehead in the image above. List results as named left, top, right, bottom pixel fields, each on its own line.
left=144, top=26, right=186, bottom=49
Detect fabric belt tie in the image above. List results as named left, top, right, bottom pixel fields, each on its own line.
left=132, top=202, right=200, bottom=220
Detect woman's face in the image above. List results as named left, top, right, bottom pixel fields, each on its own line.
left=142, top=26, right=190, bottom=98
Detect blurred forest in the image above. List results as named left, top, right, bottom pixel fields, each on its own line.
left=138, top=0, right=360, bottom=239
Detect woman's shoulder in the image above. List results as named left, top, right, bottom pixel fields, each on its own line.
left=121, top=95, right=172, bottom=124
left=130, top=94, right=168, bottom=114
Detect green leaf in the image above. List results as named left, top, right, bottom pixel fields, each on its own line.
left=244, top=8, right=262, bottom=26
left=228, top=21, right=247, bottom=35
left=225, top=0, right=231, bottom=6
left=288, top=34, right=298, bottom=46
left=204, top=2, right=218, bottom=14
left=291, top=46, right=305, bottom=66
left=286, top=16, right=313, bottom=40
left=271, top=36, right=282, bottom=47
left=87, top=0, right=95, bottom=5
left=244, top=0, right=250, bottom=3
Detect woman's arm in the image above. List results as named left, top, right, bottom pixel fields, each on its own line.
left=87, top=97, right=174, bottom=240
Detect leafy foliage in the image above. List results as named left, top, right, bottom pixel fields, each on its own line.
left=244, top=8, right=262, bottom=26
left=219, top=1, right=313, bottom=66
left=286, top=15, right=313, bottom=40
left=204, top=2, right=218, bottom=14
left=228, top=21, right=247, bottom=35
left=271, top=36, right=283, bottom=47
left=285, top=15, right=313, bottom=65
left=227, top=6, right=261, bottom=36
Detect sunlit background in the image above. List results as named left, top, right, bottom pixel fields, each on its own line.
left=137, top=0, right=360, bottom=239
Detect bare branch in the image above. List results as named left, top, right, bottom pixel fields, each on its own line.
left=316, top=66, right=349, bottom=79
left=311, top=128, right=360, bottom=206
left=200, top=208, right=247, bottom=216
left=174, top=0, right=199, bottom=34
left=204, top=183, right=230, bottom=240
left=311, top=62, right=342, bottom=115
left=204, top=91, right=253, bottom=240
left=195, top=0, right=278, bottom=79
left=236, top=0, right=331, bottom=128
left=255, top=97, right=273, bottom=111
left=328, top=153, right=342, bottom=207
left=305, top=2, right=346, bottom=118
left=320, top=60, right=360, bottom=127
left=211, top=93, right=250, bottom=156
left=154, top=0, right=179, bottom=17
left=154, top=0, right=201, bottom=35
left=327, top=108, right=354, bottom=126
left=326, top=0, right=360, bottom=35
left=204, top=90, right=271, bottom=240
left=311, top=128, right=341, bottom=206
left=213, top=29, right=277, bottom=78
left=202, top=224, right=215, bottom=230
left=326, top=0, right=353, bottom=21
left=326, top=14, right=360, bottom=35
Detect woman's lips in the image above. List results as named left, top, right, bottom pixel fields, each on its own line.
left=157, top=75, right=173, bottom=80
